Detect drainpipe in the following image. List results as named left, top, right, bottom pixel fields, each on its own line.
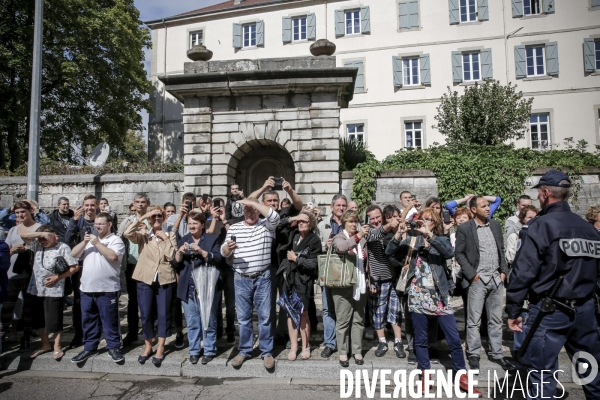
left=503, top=0, right=523, bottom=84
left=162, top=18, right=167, bottom=163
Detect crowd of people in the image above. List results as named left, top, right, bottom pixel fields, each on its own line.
left=0, top=176, right=599, bottom=396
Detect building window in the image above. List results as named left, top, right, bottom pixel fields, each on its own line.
left=346, top=10, right=361, bottom=35
left=405, top=122, right=423, bottom=149
left=596, top=40, right=600, bottom=70
left=293, top=16, right=307, bottom=41
left=526, top=46, right=545, bottom=76
left=530, top=113, right=549, bottom=149
left=347, top=124, right=364, bottom=142
left=524, top=0, right=542, bottom=15
left=189, top=31, right=203, bottom=49
left=463, top=52, right=480, bottom=81
left=243, top=24, right=257, bottom=48
left=460, top=0, right=477, bottom=22
left=403, top=58, right=420, bottom=86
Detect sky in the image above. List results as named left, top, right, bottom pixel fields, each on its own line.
left=134, top=0, right=225, bottom=142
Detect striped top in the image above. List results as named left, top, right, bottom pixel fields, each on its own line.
left=221, top=208, right=280, bottom=273
left=366, top=225, right=394, bottom=281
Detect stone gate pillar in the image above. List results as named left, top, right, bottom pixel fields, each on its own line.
left=159, top=57, right=356, bottom=210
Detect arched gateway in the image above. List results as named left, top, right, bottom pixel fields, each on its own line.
left=159, top=57, right=356, bottom=208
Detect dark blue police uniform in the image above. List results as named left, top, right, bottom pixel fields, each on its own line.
left=507, top=171, right=600, bottom=399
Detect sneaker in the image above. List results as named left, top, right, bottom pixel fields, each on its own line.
left=231, top=354, right=248, bottom=368
left=201, top=355, right=214, bottom=365
left=468, top=355, right=480, bottom=370
left=108, top=348, right=124, bottom=363
left=394, top=343, right=406, bottom=358
left=226, top=333, right=236, bottom=345
left=364, top=327, right=375, bottom=341
left=407, top=350, right=417, bottom=364
left=374, top=341, right=388, bottom=357
left=175, top=332, right=185, bottom=349
left=19, top=336, right=30, bottom=352
left=263, top=355, right=275, bottom=369
left=429, top=348, right=440, bottom=364
left=71, top=350, right=96, bottom=363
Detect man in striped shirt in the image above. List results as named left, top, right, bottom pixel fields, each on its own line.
left=221, top=197, right=280, bottom=370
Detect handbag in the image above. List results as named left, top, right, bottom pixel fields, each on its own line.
left=317, top=241, right=358, bottom=288
left=396, top=236, right=417, bottom=294
left=12, top=249, right=34, bottom=275
left=53, top=256, right=71, bottom=275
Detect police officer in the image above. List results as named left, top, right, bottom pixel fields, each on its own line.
left=507, top=170, right=600, bottom=399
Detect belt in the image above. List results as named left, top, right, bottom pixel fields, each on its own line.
left=530, top=294, right=591, bottom=307
left=236, top=269, right=266, bottom=279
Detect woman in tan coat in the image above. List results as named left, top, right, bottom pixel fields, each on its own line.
left=124, top=206, right=177, bottom=366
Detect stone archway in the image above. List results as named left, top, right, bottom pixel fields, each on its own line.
left=233, top=140, right=296, bottom=194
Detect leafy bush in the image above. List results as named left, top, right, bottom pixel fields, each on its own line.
left=339, top=139, right=373, bottom=172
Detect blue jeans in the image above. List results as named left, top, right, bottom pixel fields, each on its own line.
left=181, top=289, right=221, bottom=356
left=234, top=268, right=272, bottom=358
left=321, top=286, right=337, bottom=350
left=81, top=291, right=122, bottom=351
left=513, top=310, right=528, bottom=351
left=411, top=312, right=466, bottom=371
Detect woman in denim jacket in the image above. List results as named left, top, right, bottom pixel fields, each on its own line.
left=385, top=208, right=482, bottom=397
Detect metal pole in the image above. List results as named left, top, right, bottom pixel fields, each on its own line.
left=27, top=0, right=44, bottom=202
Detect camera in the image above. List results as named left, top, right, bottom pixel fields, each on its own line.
left=186, top=243, right=194, bottom=251
left=273, top=177, right=284, bottom=191
left=408, top=220, right=418, bottom=230
left=185, top=201, right=192, bottom=210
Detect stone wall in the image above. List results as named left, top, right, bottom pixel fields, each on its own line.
left=0, top=173, right=184, bottom=221
left=342, top=168, right=600, bottom=216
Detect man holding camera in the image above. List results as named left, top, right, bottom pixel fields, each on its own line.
left=65, top=194, right=98, bottom=348
left=221, top=197, right=280, bottom=370
left=70, top=212, right=125, bottom=363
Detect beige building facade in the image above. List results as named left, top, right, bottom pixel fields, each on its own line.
left=146, top=0, right=600, bottom=162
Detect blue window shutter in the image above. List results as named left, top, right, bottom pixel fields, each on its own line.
left=282, top=17, right=292, bottom=43
left=481, top=48, right=493, bottom=79
left=346, top=61, right=364, bottom=92
left=449, top=0, right=459, bottom=24
left=256, top=20, right=265, bottom=46
left=399, top=2, right=410, bottom=29
left=583, top=38, right=596, bottom=72
left=420, top=53, right=431, bottom=85
left=512, top=0, right=523, bottom=17
left=233, top=23, right=242, bottom=48
left=307, top=13, right=316, bottom=40
left=335, top=10, right=345, bottom=37
left=409, top=1, right=419, bottom=28
left=546, top=42, right=559, bottom=76
left=593, top=0, right=600, bottom=6
left=544, top=0, right=555, bottom=14
left=514, top=45, right=526, bottom=78
left=478, top=0, right=489, bottom=21
left=392, top=56, right=403, bottom=87
left=361, top=7, right=371, bottom=34
left=452, top=51, right=463, bottom=83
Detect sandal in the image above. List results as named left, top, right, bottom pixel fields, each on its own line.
left=300, top=346, right=311, bottom=360
left=287, top=346, right=298, bottom=361
left=30, top=348, right=51, bottom=359
left=53, top=349, right=64, bottom=360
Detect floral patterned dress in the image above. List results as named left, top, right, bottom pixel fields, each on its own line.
left=407, top=257, right=453, bottom=316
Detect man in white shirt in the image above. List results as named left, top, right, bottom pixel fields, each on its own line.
left=399, top=191, right=418, bottom=221
left=70, top=212, right=125, bottom=364
left=504, top=195, right=532, bottom=239
left=221, top=198, right=280, bottom=370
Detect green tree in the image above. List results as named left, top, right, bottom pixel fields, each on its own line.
left=433, top=81, right=533, bottom=146
left=0, top=0, right=151, bottom=171
left=109, top=130, right=147, bottom=164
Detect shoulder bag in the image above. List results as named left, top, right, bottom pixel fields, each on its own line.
left=317, top=242, right=358, bottom=288
left=396, top=236, right=417, bottom=294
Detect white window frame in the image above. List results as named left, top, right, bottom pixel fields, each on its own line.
left=189, top=31, right=203, bottom=49
left=460, top=0, right=478, bottom=22
left=347, top=123, right=365, bottom=142
left=243, top=23, right=257, bottom=48
left=530, top=113, right=550, bottom=149
left=526, top=45, right=546, bottom=77
left=462, top=52, right=481, bottom=81
left=403, top=57, right=421, bottom=86
left=404, top=121, right=423, bottom=149
left=523, top=0, right=542, bottom=15
left=292, top=16, right=307, bottom=41
left=345, top=10, right=361, bottom=35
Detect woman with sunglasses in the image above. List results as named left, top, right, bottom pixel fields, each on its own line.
left=124, top=206, right=177, bottom=366
left=386, top=208, right=482, bottom=397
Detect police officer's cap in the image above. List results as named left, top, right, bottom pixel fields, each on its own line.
left=532, top=170, right=571, bottom=188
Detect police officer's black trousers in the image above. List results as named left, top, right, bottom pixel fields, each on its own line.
left=522, top=298, right=600, bottom=399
